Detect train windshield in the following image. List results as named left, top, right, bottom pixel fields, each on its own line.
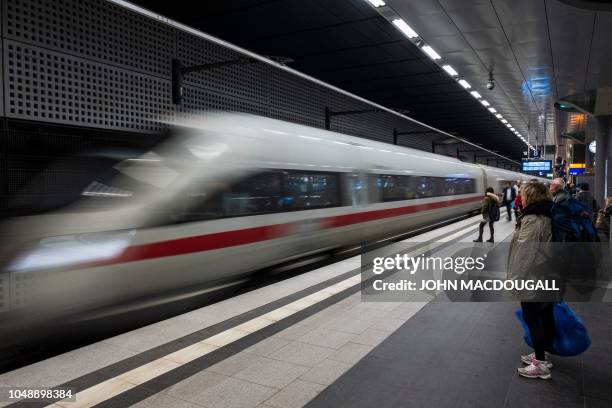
left=3, top=152, right=172, bottom=217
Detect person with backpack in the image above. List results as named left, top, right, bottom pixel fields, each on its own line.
left=502, top=181, right=517, bottom=221
left=549, top=178, right=599, bottom=242
left=473, top=187, right=500, bottom=243
left=575, top=183, right=599, bottom=220
left=507, top=182, right=556, bottom=379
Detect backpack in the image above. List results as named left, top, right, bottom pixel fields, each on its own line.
left=488, top=198, right=500, bottom=222
left=551, top=196, right=598, bottom=242
left=576, top=191, right=598, bottom=214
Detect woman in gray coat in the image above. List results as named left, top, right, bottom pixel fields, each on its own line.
left=507, top=182, right=556, bottom=380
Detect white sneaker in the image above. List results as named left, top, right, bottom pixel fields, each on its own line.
left=517, top=358, right=552, bottom=379
left=521, top=352, right=553, bottom=368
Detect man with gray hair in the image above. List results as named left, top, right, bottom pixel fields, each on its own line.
left=550, top=178, right=568, bottom=203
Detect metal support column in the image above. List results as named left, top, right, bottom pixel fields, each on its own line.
left=595, top=116, right=612, bottom=206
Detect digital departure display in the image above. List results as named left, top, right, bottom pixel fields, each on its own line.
left=522, top=160, right=552, bottom=172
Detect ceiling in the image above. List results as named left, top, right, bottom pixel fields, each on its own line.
left=128, top=0, right=612, bottom=160
left=388, top=0, right=612, bottom=152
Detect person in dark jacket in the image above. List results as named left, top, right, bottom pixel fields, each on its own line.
left=576, top=183, right=598, bottom=216
left=473, top=187, right=500, bottom=243
left=502, top=181, right=517, bottom=221
left=550, top=178, right=568, bottom=204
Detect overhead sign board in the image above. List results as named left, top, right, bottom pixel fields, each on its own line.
left=569, top=168, right=586, bottom=176
left=522, top=160, right=552, bottom=173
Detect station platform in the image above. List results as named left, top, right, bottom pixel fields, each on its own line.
left=1, top=213, right=610, bottom=408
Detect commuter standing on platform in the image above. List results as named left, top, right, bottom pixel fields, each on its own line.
left=550, top=178, right=568, bottom=204
left=502, top=181, right=517, bottom=221
left=507, top=182, right=555, bottom=379
left=596, top=197, right=612, bottom=240
left=576, top=183, right=599, bottom=217
left=473, top=187, right=500, bottom=243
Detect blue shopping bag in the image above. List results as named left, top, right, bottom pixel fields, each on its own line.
left=516, top=302, right=591, bottom=356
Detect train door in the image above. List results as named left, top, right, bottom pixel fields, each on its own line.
left=478, top=167, right=488, bottom=193
left=343, top=173, right=369, bottom=206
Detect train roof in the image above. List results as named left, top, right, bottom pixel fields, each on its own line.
left=168, top=113, right=544, bottom=183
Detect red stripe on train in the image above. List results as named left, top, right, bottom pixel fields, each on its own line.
left=106, top=195, right=482, bottom=266
left=321, top=196, right=482, bottom=228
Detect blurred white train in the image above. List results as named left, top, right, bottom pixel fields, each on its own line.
left=0, top=113, right=547, bottom=342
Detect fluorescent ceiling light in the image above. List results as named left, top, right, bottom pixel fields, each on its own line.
left=501, top=119, right=508, bottom=124
left=509, top=127, right=515, bottom=131
left=470, top=91, right=482, bottom=99
left=392, top=19, right=418, bottom=39
left=458, top=79, right=471, bottom=89
left=488, top=107, right=497, bottom=113
left=480, top=100, right=490, bottom=107
left=495, top=113, right=503, bottom=119
left=506, top=123, right=512, bottom=128
left=367, top=0, right=386, bottom=7
left=442, top=64, right=458, bottom=76
left=421, top=45, right=441, bottom=60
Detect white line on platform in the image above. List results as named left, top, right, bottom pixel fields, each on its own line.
left=51, top=274, right=362, bottom=407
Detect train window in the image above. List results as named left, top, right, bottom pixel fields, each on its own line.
left=282, top=171, right=341, bottom=210
left=170, top=169, right=342, bottom=222
left=376, top=175, right=475, bottom=202
left=179, top=171, right=284, bottom=220
left=378, top=175, right=415, bottom=201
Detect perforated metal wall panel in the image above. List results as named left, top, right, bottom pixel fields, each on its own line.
left=2, top=0, right=174, bottom=77
left=9, top=272, right=36, bottom=310
left=3, top=40, right=171, bottom=132
left=0, top=273, right=7, bottom=313
left=270, top=69, right=328, bottom=128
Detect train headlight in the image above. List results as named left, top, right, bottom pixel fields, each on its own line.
left=7, top=230, right=135, bottom=272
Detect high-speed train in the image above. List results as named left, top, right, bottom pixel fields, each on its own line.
left=0, top=113, right=547, bottom=343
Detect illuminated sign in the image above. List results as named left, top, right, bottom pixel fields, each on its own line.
left=589, top=140, right=596, bottom=154
left=569, top=163, right=585, bottom=169
left=569, top=168, right=586, bottom=176
left=522, top=160, right=552, bottom=172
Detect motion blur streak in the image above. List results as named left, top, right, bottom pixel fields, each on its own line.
left=0, top=112, right=547, bottom=353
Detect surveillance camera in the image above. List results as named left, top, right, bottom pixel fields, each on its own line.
left=486, top=73, right=495, bottom=90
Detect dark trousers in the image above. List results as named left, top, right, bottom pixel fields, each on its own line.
left=521, top=302, right=555, bottom=361
left=478, top=220, right=494, bottom=240
left=504, top=201, right=512, bottom=220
